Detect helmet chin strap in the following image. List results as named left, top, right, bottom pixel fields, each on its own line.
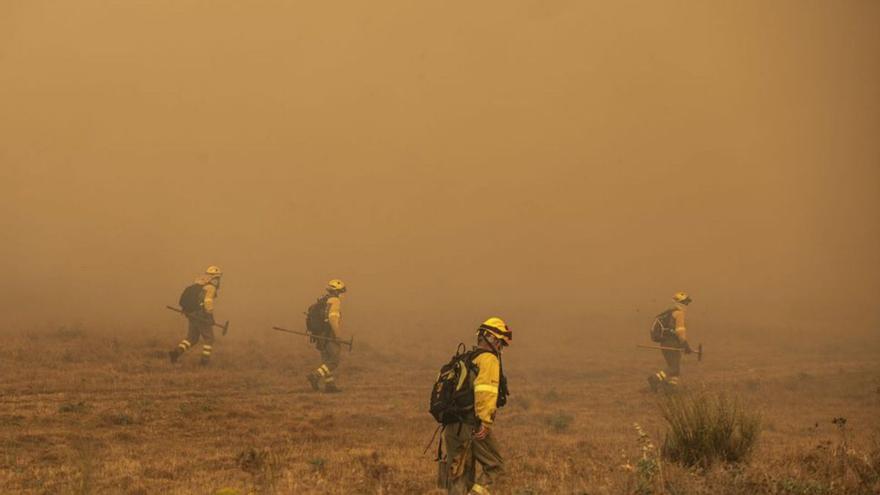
left=482, top=333, right=501, bottom=354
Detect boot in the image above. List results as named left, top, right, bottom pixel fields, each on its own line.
left=647, top=374, right=659, bottom=392
left=663, top=377, right=680, bottom=392
left=200, top=355, right=210, bottom=366
left=307, top=373, right=320, bottom=391
left=169, top=349, right=180, bottom=364
left=323, top=382, right=341, bottom=393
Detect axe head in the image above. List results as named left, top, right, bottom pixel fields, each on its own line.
left=222, top=321, right=230, bottom=336
left=698, top=343, right=703, bottom=362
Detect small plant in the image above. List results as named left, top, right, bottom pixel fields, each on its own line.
left=178, top=398, right=217, bottom=415
left=544, top=412, right=573, bottom=433
left=309, top=457, right=327, bottom=474
left=58, top=401, right=89, bottom=414
left=659, top=390, right=761, bottom=468
left=350, top=448, right=392, bottom=488
left=101, top=412, right=135, bottom=426
left=632, top=423, right=663, bottom=495
left=237, top=447, right=282, bottom=493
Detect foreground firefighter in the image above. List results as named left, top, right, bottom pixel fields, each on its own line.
left=169, top=266, right=223, bottom=365
left=430, top=318, right=512, bottom=495
left=647, top=291, right=694, bottom=391
left=305, top=279, right=347, bottom=393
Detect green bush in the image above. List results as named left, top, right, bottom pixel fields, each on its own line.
left=659, top=391, right=761, bottom=468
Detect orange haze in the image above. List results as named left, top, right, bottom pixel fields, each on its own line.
left=2, top=1, right=878, bottom=350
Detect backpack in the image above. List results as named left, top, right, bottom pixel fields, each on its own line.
left=178, top=283, right=204, bottom=313
left=429, top=344, right=509, bottom=425
left=650, top=308, right=676, bottom=342
left=305, top=295, right=330, bottom=335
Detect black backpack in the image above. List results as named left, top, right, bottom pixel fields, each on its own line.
left=650, top=308, right=676, bottom=342
left=305, top=295, right=330, bottom=335
left=429, top=344, right=508, bottom=425
left=178, top=283, right=204, bottom=313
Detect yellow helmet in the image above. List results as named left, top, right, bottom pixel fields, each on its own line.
left=673, top=291, right=692, bottom=304
left=205, top=266, right=223, bottom=277
left=477, top=317, right=512, bottom=346
left=327, top=279, right=346, bottom=293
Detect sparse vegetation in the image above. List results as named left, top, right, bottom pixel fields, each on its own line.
left=631, top=423, right=663, bottom=495
left=0, top=328, right=876, bottom=493
left=101, top=412, right=136, bottom=426
left=659, top=390, right=761, bottom=468
left=544, top=411, right=574, bottom=432
left=308, top=457, right=327, bottom=474
left=237, top=447, right=282, bottom=493
left=58, top=401, right=90, bottom=414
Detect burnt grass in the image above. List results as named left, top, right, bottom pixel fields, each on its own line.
left=0, top=327, right=877, bottom=494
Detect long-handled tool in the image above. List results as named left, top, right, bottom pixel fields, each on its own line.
left=166, top=305, right=230, bottom=336
left=637, top=343, right=703, bottom=361
left=271, top=326, right=354, bottom=352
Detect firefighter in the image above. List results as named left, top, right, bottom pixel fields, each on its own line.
left=306, top=279, right=346, bottom=393
left=648, top=291, right=694, bottom=391
left=443, top=317, right=511, bottom=495
left=169, top=266, right=222, bottom=365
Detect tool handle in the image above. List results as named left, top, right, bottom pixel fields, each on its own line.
left=272, top=326, right=353, bottom=350
left=167, top=305, right=228, bottom=334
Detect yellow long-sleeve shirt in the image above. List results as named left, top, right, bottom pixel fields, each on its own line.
left=202, top=284, right=217, bottom=313
left=326, top=296, right=342, bottom=333
left=472, top=351, right=501, bottom=427
left=672, top=303, right=687, bottom=343
left=194, top=275, right=219, bottom=314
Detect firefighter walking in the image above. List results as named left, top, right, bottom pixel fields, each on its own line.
left=442, top=317, right=512, bottom=495
left=169, top=266, right=223, bottom=366
left=306, top=279, right=347, bottom=393
left=647, top=291, right=694, bottom=391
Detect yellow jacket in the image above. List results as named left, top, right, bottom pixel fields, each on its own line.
left=326, top=296, right=342, bottom=334
left=472, top=351, right=501, bottom=427
left=672, top=302, right=687, bottom=343
left=194, top=275, right=218, bottom=314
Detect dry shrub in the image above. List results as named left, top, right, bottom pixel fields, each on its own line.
left=101, top=412, right=136, bottom=426
left=544, top=412, right=574, bottom=432
left=59, top=401, right=90, bottom=414
left=237, top=447, right=282, bottom=493
left=817, top=419, right=880, bottom=491
left=349, top=448, right=393, bottom=490
left=659, top=391, right=761, bottom=468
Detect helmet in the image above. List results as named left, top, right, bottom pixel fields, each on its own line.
left=477, top=317, right=512, bottom=346
left=205, top=266, right=222, bottom=277
left=673, top=291, right=692, bottom=304
left=327, top=279, right=346, bottom=293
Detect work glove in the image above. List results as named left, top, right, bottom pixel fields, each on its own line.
left=473, top=424, right=490, bottom=440
left=683, top=342, right=693, bottom=354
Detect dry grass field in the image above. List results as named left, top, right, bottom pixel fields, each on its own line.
left=0, top=324, right=877, bottom=494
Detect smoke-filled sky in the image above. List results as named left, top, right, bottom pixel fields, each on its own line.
left=2, top=1, right=878, bottom=343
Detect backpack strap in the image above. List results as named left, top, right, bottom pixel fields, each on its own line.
left=468, top=348, right=509, bottom=407
left=422, top=423, right=445, bottom=459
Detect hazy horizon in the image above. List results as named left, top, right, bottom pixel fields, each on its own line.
left=2, top=1, right=878, bottom=347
